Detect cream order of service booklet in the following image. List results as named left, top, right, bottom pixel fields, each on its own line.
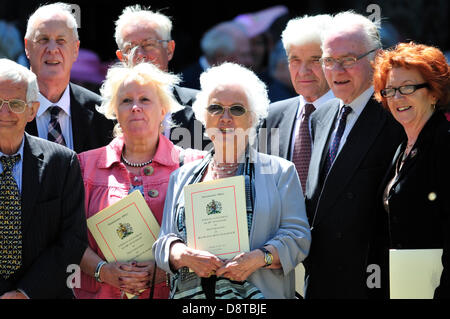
left=184, top=175, right=250, bottom=260
left=390, top=248, right=443, bottom=299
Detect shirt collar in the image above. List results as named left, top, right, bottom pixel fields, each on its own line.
left=0, top=136, right=24, bottom=164
left=339, top=86, right=374, bottom=116
left=99, top=134, right=179, bottom=169
left=297, top=90, right=335, bottom=119
left=37, top=84, right=71, bottom=117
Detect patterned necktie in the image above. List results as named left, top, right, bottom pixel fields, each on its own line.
left=0, top=154, right=22, bottom=279
left=48, top=106, right=66, bottom=146
left=323, top=105, right=352, bottom=177
left=292, top=103, right=316, bottom=193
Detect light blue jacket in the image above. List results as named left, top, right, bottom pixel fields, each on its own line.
left=153, top=150, right=311, bottom=299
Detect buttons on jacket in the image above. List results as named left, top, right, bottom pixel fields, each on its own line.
left=148, top=189, right=159, bottom=198
left=143, top=166, right=154, bottom=176
left=428, top=192, right=437, bottom=201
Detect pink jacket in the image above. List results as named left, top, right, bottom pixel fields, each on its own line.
left=73, top=135, right=205, bottom=299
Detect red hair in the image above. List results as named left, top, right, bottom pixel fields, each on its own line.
left=373, top=42, right=450, bottom=110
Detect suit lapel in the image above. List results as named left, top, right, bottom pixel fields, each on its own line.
left=306, top=101, right=339, bottom=198
left=21, top=133, right=46, bottom=234
left=70, top=83, right=93, bottom=153
left=314, top=99, right=387, bottom=226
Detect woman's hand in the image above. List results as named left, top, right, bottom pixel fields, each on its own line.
left=215, top=250, right=265, bottom=282
left=100, top=261, right=150, bottom=296
left=170, top=241, right=224, bottom=278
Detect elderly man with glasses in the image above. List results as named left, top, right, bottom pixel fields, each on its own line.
left=0, top=58, right=87, bottom=299
left=302, top=11, right=404, bottom=299
left=114, top=5, right=209, bottom=151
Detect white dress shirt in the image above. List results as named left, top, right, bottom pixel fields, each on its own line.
left=36, top=85, right=74, bottom=150
left=328, top=86, right=374, bottom=157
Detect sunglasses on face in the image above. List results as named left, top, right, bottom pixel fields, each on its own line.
left=206, top=104, right=248, bottom=117
left=380, top=83, right=429, bottom=98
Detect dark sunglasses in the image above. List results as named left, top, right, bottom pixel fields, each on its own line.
left=206, top=104, right=248, bottom=117
left=380, top=83, right=429, bottom=98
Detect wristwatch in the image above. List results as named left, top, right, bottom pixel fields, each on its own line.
left=258, top=247, right=273, bottom=268
left=94, top=260, right=107, bottom=283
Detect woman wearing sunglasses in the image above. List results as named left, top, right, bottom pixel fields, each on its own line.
left=373, top=42, right=450, bottom=298
left=153, top=62, right=311, bottom=299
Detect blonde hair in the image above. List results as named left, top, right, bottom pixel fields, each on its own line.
left=97, top=62, right=181, bottom=136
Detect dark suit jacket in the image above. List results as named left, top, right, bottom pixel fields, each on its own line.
left=379, top=111, right=450, bottom=298
left=304, top=97, right=404, bottom=299
left=25, top=83, right=115, bottom=154
left=170, top=85, right=211, bottom=151
left=258, top=96, right=299, bottom=159
left=0, top=133, right=88, bottom=298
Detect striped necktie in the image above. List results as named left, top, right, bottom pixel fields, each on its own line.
left=292, top=103, right=316, bottom=193
left=0, top=154, right=22, bottom=279
left=323, top=105, right=352, bottom=177
left=47, top=106, right=66, bottom=146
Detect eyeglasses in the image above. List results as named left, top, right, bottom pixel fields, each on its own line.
left=122, top=39, right=170, bottom=55
left=0, top=98, right=28, bottom=113
left=206, top=104, right=248, bottom=117
left=380, top=83, right=429, bottom=98
left=320, top=49, right=378, bottom=69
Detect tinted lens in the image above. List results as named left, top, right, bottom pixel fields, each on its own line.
left=229, top=105, right=247, bottom=116
left=207, top=104, right=224, bottom=115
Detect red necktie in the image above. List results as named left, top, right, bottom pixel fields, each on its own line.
left=292, top=103, right=315, bottom=193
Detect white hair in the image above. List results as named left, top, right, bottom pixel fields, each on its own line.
left=0, top=58, right=39, bottom=104
left=321, top=11, right=382, bottom=58
left=25, top=2, right=79, bottom=40
left=192, top=62, right=269, bottom=133
left=114, top=5, right=172, bottom=50
left=98, top=62, right=181, bottom=136
left=282, top=14, right=333, bottom=53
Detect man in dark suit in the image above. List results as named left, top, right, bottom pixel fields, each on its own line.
left=114, top=5, right=210, bottom=150
left=23, top=3, right=114, bottom=153
left=0, top=59, right=87, bottom=299
left=259, top=14, right=334, bottom=192
left=303, top=12, right=404, bottom=299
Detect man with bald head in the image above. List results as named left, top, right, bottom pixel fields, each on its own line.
left=24, top=3, right=114, bottom=153
left=303, top=11, right=403, bottom=299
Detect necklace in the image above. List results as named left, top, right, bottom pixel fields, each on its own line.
left=121, top=153, right=152, bottom=167
left=209, top=160, right=239, bottom=179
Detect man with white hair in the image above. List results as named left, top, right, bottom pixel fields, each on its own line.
left=0, top=58, right=87, bottom=299
left=114, top=5, right=209, bottom=151
left=260, top=14, right=334, bottom=193
left=24, top=2, right=114, bottom=153
left=303, top=11, right=404, bottom=299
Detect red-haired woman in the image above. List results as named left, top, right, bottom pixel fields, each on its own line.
left=373, top=42, right=450, bottom=298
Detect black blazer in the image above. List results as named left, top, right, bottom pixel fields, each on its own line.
left=170, top=85, right=211, bottom=151
left=258, top=96, right=299, bottom=159
left=0, top=133, right=88, bottom=298
left=25, top=83, right=115, bottom=153
left=379, top=111, right=450, bottom=298
left=304, top=97, right=404, bottom=298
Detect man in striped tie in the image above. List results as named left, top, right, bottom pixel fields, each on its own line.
left=303, top=11, right=404, bottom=299
left=24, top=3, right=114, bottom=153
